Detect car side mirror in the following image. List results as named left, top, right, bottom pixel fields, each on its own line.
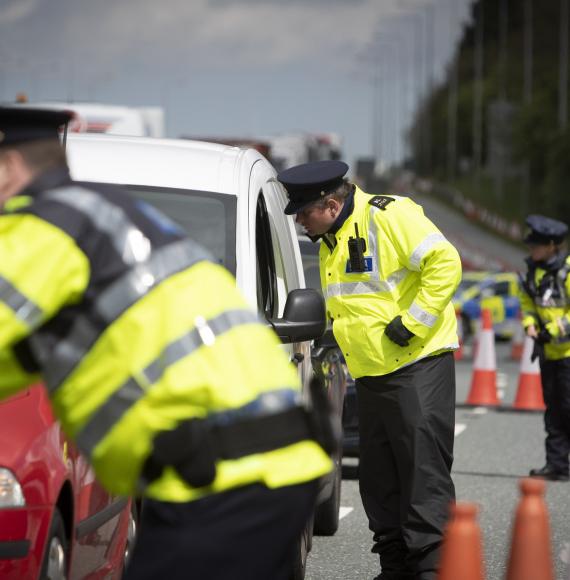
left=269, top=289, right=326, bottom=343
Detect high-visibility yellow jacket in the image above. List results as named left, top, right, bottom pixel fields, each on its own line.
left=0, top=168, right=331, bottom=501
left=520, top=254, right=570, bottom=360
left=319, top=187, right=461, bottom=378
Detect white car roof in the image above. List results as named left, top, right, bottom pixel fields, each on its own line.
left=66, top=133, right=265, bottom=195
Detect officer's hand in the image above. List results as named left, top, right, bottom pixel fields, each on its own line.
left=384, top=315, right=415, bottom=347
left=536, top=328, right=551, bottom=345
left=525, top=324, right=538, bottom=338
left=530, top=339, right=542, bottom=363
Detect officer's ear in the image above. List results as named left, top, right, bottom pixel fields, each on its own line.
left=326, top=198, right=342, bottom=214
left=0, top=149, right=27, bottom=175
left=0, top=149, right=34, bottom=200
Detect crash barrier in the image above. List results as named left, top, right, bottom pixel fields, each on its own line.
left=511, top=335, right=545, bottom=412
left=506, top=478, right=554, bottom=580
left=465, top=309, right=500, bottom=406
left=437, top=478, right=555, bottom=580
left=437, top=503, right=485, bottom=580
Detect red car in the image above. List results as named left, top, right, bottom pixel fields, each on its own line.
left=0, top=384, right=134, bottom=579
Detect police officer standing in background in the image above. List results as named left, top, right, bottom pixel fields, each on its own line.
left=0, top=107, right=333, bottom=579
left=520, top=214, right=570, bottom=482
left=278, top=160, right=462, bottom=580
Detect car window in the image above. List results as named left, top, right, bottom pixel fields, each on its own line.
left=123, top=185, right=237, bottom=275
left=268, top=218, right=289, bottom=316
left=457, top=279, right=481, bottom=293
left=493, top=281, right=511, bottom=296
left=255, top=194, right=278, bottom=319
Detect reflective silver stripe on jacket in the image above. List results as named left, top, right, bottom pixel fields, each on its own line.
left=45, top=187, right=151, bottom=265
left=35, top=239, right=210, bottom=393
left=0, top=275, right=44, bottom=329
left=75, top=308, right=259, bottom=457
left=325, top=268, right=408, bottom=299
left=367, top=207, right=381, bottom=282
left=408, top=301, right=438, bottom=328
left=533, top=296, right=569, bottom=308
left=96, top=240, right=210, bottom=322
left=409, top=234, right=447, bottom=271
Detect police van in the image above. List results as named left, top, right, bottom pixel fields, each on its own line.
left=66, top=133, right=344, bottom=578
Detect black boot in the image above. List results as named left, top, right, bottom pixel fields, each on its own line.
left=529, top=465, right=569, bottom=481
left=372, top=535, right=414, bottom=580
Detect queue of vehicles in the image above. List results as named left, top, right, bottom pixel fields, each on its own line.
left=0, top=99, right=527, bottom=578
left=0, top=98, right=350, bottom=578
left=66, top=133, right=347, bottom=579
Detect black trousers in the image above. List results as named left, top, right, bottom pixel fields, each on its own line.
left=123, top=480, right=318, bottom=580
left=356, top=352, right=456, bottom=580
left=540, top=356, right=570, bottom=474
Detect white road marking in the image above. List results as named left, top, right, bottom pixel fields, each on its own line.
left=339, top=507, right=353, bottom=520
left=472, top=407, right=489, bottom=415
left=497, top=372, right=509, bottom=389
left=455, top=423, right=467, bottom=436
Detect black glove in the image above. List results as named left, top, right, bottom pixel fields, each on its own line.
left=384, top=315, right=415, bottom=347
left=536, top=328, right=551, bottom=345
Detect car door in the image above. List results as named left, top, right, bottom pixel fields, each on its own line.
left=249, top=162, right=312, bottom=389
left=69, top=450, right=130, bottom=579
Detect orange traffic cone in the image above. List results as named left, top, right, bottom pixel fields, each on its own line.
left=471, top=317, right=482, bottom=361
left=510, top=312, right=525, bottom=361
left=454, top=309, right=464, bottom=361
left=512, top=335, right=545, bottom=411
left=506, top=478, right=554, bottom=580
left=437, top=503, right=485, bottom=580
left=465, top=309, right=500, bottom=406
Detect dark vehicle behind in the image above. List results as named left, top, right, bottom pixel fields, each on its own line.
left=298, top=236, right=358, bottom=458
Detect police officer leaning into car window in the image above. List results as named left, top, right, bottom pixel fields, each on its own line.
left=520, top=214, right=570, bottom=483
left=278, top=160, right=462, bottom=580
left=0, top=107, right=334, bottom=579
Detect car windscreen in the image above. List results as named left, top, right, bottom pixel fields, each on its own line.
left=457, top=278, right=482, bottom=294
left=123, top=185, right=236, bottom=275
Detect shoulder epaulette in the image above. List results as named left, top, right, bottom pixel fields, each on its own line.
left=368, top=195, right=395, bottom=211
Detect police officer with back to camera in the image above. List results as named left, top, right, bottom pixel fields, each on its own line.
left=277, top=160, right=462, bottom=580
left=519, top=214, right=570, bottom=482
left=0, top=107, right=334, bottom=579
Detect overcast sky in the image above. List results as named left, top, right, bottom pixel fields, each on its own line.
left=0, top=0, right=473, bottom=167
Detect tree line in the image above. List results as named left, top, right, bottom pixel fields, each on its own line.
left=409, top=0, right=570, bottom=227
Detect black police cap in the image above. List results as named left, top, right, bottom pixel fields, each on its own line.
left=0, top=106, right=72, bottom=148
left=277, top=160, right=349, bottom=215
left=524, top=214, right=568, bottom=245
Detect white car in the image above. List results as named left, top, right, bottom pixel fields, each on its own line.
left=66, top=133, right=343, bottom=579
